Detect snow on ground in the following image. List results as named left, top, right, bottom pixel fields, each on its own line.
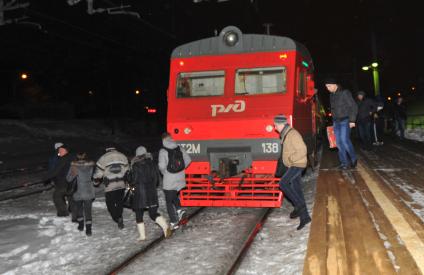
left=236, top=169, right=318, bottom=275
left=406, top=128, right=424, bottom=142
left=0, top=188, right=170, bottom=275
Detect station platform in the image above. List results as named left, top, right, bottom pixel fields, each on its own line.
left=303, top=138, right=424, bottom=275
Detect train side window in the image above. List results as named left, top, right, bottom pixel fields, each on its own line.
left=176, top=71, right=225, bottom=98
left=298, top=70, right=306, bottom=98
left=235, top=67, right=287, bottom=95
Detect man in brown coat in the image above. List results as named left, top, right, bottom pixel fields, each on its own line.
left=274, top=114, right=311, bottom=230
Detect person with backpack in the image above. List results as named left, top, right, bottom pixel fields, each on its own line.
left=66, top=152, right=96, bottom=236
left=129, top=146, right=171, bottom=240
left=158, top=132, right=191, bottom=230
left=93, top=146, right=129, bottom=229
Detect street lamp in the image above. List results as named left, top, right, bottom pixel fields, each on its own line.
left=362, top=62, right=380, bottom=96
left=21, top=73, right=28, bottom=80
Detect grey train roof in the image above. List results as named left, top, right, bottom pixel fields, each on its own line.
left=171, top=26, right=313, bottom=67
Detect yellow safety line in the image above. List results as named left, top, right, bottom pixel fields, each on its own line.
left=357, top=162, right=424, bottom=274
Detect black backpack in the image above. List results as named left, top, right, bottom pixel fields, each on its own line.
left=164, top=146, right=185, bottom=173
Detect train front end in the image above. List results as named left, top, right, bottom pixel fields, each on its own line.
left=167, top=26, right=310, bottom=207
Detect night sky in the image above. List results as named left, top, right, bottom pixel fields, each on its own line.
left=0, top=0, right=422, bottom=118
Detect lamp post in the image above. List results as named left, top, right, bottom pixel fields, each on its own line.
left=361, top=62, right=380, bottom=96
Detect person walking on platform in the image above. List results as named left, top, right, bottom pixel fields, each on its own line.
left=356, top=91, right=376, bottom=150
left=93, top=146, right=129, bottom=229
left=274, top=115, right=311, bottom=230
left=372, top=96, right=385, bottom=145
left=158, top=132, right=191, bottom=230
left=66, top=152, right=96, bottom=236
left=325, top=78, right=358, bottom=170
left=393, top=96, right=407, bottom=140
left=129, top=146, right=171, bottom=240
left=44, top=144, right=73, bottom=217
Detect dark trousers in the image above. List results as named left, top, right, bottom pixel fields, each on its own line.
left=164, top=190, right=181, bottom=223
left=395, top=118, right=406, bottom=139
left=105, top=189, right=125, bottom=223
left=53, top=187, right=68, bottom=216
left=68, top=196, right=78, bottom=221
left=357, top=120, right=372, bottom=149
left=75, top=200, right=93, bottom=224
left=279, top=167, right=309, bottom=220
left=135, top=206, right=160, bottom=223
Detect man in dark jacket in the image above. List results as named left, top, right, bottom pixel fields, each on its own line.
left=129, top=146, right=171, bottom=240
left=44, top=144, right=73, bottom=216
left=393, top=97, right=407, bottom=139
left=356, top=91, right=376, bottom=150
left=325, top=78, right=358, bottom=169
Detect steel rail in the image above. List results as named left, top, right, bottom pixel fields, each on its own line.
left=107, top=207, right=205, bottom=275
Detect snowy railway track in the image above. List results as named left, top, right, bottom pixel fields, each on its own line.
left=0, top=180, right=52, bottom=201
left=110, top=207, right=272, bottom=275
left=224, top=208, right=271, bottom=275
left=108, top=207, right=206, bottom=275
left=0, top=165, right=46, bottom=179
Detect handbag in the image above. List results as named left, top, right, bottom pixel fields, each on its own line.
left=123, top=186, right=135, bottom=209
left=66, top=178, right=78, bottom=195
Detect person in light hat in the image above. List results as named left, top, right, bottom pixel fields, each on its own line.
left=128, top=146, right=171, bottom=240
left=273, top=114, right=311, bottom=230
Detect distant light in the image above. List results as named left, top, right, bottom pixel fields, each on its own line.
left=387, top=96, right=392, bottom=101
left=135, top=90, right=140, bottom=95
left=21, top=73, right=28, bottom=79
left=301, top=61, right=309, bottom=68
left=147, top=108, right=157, bottom=114
left=179, top=61, right=184, bottom=66
left=88, top=90, right=94, bottom=96
left=362, top=66, right=369, bottom=71
left=412, top=86, right=416, bottom=91
left=371, top=62, right=378, bottom=68
left=279, top=53, right=288, bottom=59
left=397, top=92, right=401, bottom=96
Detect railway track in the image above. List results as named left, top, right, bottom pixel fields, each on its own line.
left=109, top=207, right=272, bottom=275
left=0, top=165, right=49, bottom=201
left=108, top=207, right=206, bottom=275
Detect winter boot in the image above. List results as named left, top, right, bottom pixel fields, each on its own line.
left=290, top=208, right=299, bottom=219
left=86, top=223, right=92, bottom=236
left=137, top=223, right=146, bottom=241
left=117, top=217, right=124, bottom=230
left=297, top=207, right=311, bottom=231
left=77, top=220, right=84, bottom=231
left=155, top=216, right=171, bottom=238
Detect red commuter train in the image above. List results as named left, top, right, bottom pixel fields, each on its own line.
left=167, top=26, right=318, bottom=208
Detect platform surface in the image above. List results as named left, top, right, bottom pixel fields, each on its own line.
left=303, top=139, right=424, bottom=275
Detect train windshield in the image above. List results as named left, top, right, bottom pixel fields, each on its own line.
left=235, top=67, right=287, bottom=95
left=176, top=70, right=225, bottom=98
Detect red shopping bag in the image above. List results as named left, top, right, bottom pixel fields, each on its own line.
left=327, top=126, right=337, bottom=148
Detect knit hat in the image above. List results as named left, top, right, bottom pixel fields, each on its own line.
left=54, top=142, right=64, bottom=150
left=273, top=114, right=288, bottom=124
left=324, top=77, right=338, bottom=85
left=135, top=146, right=147, bottom=156
left=357, top=91, right=366, bottom=96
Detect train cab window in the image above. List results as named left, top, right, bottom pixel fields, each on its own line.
left=176, top=71, right=225, bottom=98
left=235, top=67, right=287, bottom=95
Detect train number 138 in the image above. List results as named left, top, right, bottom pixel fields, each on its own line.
left=261, top=143, right=279, bottom=153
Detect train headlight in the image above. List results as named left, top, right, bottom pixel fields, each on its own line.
left=223, top=31, right=239, bottom=47
left=265, top=125, right=274, bottom=132
left=184, top=127, right=192, bottom=134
